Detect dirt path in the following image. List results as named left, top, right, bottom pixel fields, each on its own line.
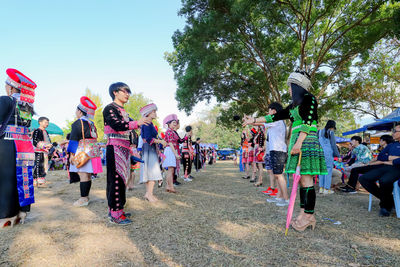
left=1, top=161, right=400, bottom=266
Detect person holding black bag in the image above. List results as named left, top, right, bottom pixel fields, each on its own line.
left=0, top=68, right=37, bottom=228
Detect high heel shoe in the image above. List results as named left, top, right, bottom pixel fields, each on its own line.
left=16, top=212, right=27, bottom=224
left=0, top=216, right=18, bottom=228
left=291, top=217, right=316, bottom=232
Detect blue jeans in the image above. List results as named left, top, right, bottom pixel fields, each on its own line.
left=319, top=163, right=333, bottom=190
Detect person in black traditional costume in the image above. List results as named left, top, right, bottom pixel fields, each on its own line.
left=68, top=96, right=103, bottom=207
left=0, top=68, right=37, bottom=228
left=194, top=137, right=202, bottom=172
left=32, top=117, right=52, bottom=186
left=243, top=70, right=327, bottom=231
left=65, top=133, right=81, bottom=184
left=182, top=125, right=194, bottom=181
left=253, top=126, right=266, bottom=187
left=103, top=82, right=151, bottom=225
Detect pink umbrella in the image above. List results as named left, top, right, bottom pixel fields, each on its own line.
left=285, top=152, right=302, bottom=236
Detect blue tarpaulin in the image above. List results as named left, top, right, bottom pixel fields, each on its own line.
left=342, top=116, right=400, bottom=136
left=342, top=127, right=368, bottom=136
left=30, top=119, right=64, bottom=135
left=336, top=137, right=350, bottom=143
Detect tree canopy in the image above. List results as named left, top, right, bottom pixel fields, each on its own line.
left=166, top=0, right=400, bottom=127
left=339, top=38, right=400, bottom=119
left=192, top=105, right=241, bottom=149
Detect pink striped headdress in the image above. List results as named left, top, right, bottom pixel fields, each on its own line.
left=140, top=103, right=157, bottom=117
left=163, top=114, right=178, bottom=128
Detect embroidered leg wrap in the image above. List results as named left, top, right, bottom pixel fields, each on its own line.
left=302, top=186, right=316, bottom=214
left=80, top=181, right=92, bottom=197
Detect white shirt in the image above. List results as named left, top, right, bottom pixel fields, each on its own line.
left=264, top=121, right=287, bottom=153
left=138, top=136, right=143, bottom=150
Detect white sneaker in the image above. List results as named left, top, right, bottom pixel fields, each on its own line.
left=276, top=199, right=289, bottom=207
left=184, top=178, right=192, bottom=182
left=267, top=197, right=282, bottom=203
left=323, top=189, right=334, bottom=194
left=319, top=188, right=324, bottom=194
left=73, top=198, right=89, bottom=207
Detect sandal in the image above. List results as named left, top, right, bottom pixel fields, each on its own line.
left=292, top=217, right=316, bottom=232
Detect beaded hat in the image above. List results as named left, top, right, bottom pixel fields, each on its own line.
left=287, top=70, right=312, bottom=90
left=5, top=68, right=37, bottom=104
left=78, top=96, right=97, bottom=120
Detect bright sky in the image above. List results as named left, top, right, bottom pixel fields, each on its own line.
left=0, top=0, right=211, bottom=129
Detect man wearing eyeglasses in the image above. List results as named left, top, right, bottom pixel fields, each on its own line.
left=103, top=82, right=151, bottom=225
left=359, top=123, right=400, bottom=217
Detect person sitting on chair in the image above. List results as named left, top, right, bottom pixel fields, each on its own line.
left=340, top=135, right=394, bottom=193
left=359, top=124, right=400, bottom=217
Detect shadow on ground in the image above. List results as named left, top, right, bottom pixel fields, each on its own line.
left=1, top=161, right=399, bottom=266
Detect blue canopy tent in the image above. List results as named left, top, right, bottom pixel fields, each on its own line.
left=217, top=148, right=236, bottom=160
left=381, top=108, right=400, bottom=120
left=342, top=117, right=400, bottom=136
left=30, top=119, right=64, bottom=135
left=336, top=137, right=350, bottom=143
left=201, top=143, right=218, bottom=149
left=342, top=127, right=368, bottom=136
left=364, top=118, right=400, bottom=131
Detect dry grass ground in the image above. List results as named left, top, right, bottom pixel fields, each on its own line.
left=1, top=161, right=400, bottom=266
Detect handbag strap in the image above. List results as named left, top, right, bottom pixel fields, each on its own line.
left=80, top=119, right=86, bottom=149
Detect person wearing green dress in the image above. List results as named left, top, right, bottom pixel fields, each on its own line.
left=243, top=70, right=327, bottom=231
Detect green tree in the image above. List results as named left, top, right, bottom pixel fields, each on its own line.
left=85, top=88, right=104, bottom=141
left=338, top=38, right=400, bottom=119
left=124, top=93, right=161, bottom=129
left=192, top=106, right=241, bottom=149
left=166, top=0, right=400, bottom=125
left=62, top=118, right=74, bottom=137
